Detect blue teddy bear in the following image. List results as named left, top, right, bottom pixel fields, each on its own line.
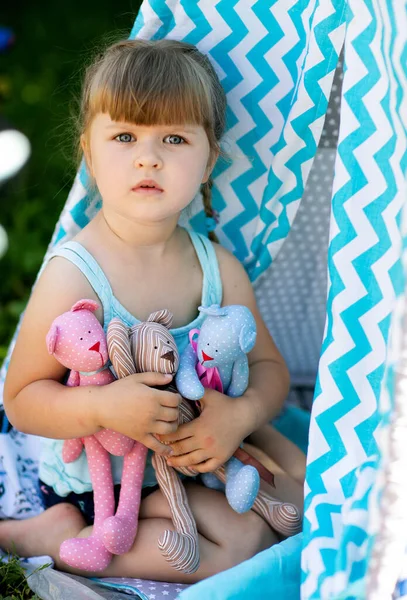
left=176, top=304, right=260, bottom=514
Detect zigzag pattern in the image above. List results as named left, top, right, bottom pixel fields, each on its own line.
left=302, top=0, right=407, bottom=597
left=252, top=0, right=346, bottom=281
left=3, top=3, right=405, bottom=598
left=369, top=3, right=407, bottom=597
left=38, top=0, right=345, bottom=285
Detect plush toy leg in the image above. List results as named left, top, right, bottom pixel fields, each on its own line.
left=201, top=458, right=259, bottom=513
left=214, top=466, right=302, bottom=538
left=59, top=436, right=114, bottom=572
left=152, top=453, right=200, bottom=574
left=251, top=489, right=302, bottom=537
left=200, top=472, right=225, bottom=492
left=102, top=442, right=148, bottom=555
left=224, top=457, right=260, bottom=513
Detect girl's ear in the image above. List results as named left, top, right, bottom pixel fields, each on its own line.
left=202, top=149, right=219, bottom=183
left=80, top=133, right=93, bottom=176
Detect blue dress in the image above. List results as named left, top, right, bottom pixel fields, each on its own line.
left=39, top=229, right=223, bottom=497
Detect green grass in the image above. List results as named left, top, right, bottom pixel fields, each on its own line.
left=0, top=1, right=141, bottom=357
left=0, top=552, right=51, bottom=599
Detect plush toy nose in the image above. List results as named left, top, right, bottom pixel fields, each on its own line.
left=89, top=341, right=100, bottom=353
left=201, top=350, right=213, bottom=362
left=161, top=350, right=174, bottom=364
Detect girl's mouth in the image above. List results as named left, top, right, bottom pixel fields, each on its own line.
left=132, top=180, right=163, bottom=194
left=132, top=187, right=163, bottom=195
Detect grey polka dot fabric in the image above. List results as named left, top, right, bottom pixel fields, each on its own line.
left=93, top=577, right=189, bottom=599
left=26, top=563, right=190, bottom=600
left=254, top=56, right=343, bottom=388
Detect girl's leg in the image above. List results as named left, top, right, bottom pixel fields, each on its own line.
left=0, top=503, right=87, bottom=558
left=247, top=423, right=307, bottom=485
left=97, top=482, right=277, bottom=582
left=0, top=483, right=277, bottom=583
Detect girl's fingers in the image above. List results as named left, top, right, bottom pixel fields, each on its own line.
left=153, top=419, right=179, bottom=435
left=188, top=458, right=220, bottom=474
left=168, top=436, right=196, bottom=457
left=167, top=449, right=210, bottom=468
left=159, top=392, right=182, bottom=408
left=143, top=434, right=174, bottom=456
left=159, top=420, right=196, bottom=444
left=157, top=406, right=179, bottom=422
left=134, top=372, right=173, bottom=387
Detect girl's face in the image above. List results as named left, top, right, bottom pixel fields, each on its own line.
left=82, top=113, right=214, bottom=225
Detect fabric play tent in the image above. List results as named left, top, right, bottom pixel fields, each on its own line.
left=0, top=1, right=406, bottom=598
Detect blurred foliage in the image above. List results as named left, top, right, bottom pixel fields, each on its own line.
left=0, top=551, right=51, bottom=599
left=0, top=0, right=141, bottom=359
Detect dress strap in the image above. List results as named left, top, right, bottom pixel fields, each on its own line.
left=49, top=241, right=114, bottom=327
left=187, top=231, right=223, bottom=307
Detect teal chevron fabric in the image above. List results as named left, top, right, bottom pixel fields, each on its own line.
left=302, top=1, right=407, bottom=598
left=1, top=1, right=406, bottom=600
left=45, top=0, right=345, bottom=284
left=178, top=533, right=302, bottom=600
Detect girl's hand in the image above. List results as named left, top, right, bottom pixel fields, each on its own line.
left=96, top=372, right=181, bottom=455
left=159, top=388, right=252, bottom=472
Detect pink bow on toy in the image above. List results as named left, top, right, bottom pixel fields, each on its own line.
left=189, top=329, right=223, bottom=393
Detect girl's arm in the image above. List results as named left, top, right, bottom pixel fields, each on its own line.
left=4, top=257, right=102, bottom=438
left=162, top=245, right=290, bottom=472
left=216, top=244, right=290, bottom=434
left=4, top=257, right=179, bottom=454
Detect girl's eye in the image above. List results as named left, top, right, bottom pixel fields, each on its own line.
left=164, top=134, right=185, bottom=145
left=115, top=133, right=134, bottom=143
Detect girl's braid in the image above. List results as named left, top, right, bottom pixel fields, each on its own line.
left=202, top=177, right=219, bottom=243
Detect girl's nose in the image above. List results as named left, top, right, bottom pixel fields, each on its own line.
left=134, top=147, right=162, bottom=169
left=136, top=159, right=161, bottom=168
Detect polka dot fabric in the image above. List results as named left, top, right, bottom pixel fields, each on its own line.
left=224, top=457, right=260, bottom=514
left=254, top=55, right=342, bottom=390
left=254, top=149, right=332, bottom=385
left=176, top=304, right=257, bottom=400
left=47, top=300, right=148, bottom=572
left=176, top=305, right=260, bottom=514
left=175, top=307, right=303, bottom=536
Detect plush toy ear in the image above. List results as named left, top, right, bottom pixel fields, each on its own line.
left=71, top=299, right=99, bottom=313
left=147, top=309, right=173, bottom=329
left=239, top=325, right=257, bottom=354
left=46, top=323, right=59, bottom=355
left=198, top=304, right=228, bottom=317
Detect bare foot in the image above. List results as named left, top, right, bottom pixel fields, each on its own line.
left=0, top=503, right=86, bottom=561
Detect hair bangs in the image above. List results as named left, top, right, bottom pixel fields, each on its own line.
left=86, top=48, right=214, bottom=130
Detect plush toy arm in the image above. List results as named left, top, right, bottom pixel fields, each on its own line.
left=66, top=370, right=80, bottom=387
left=62, top=438, right=84, bottom=463
left=175, top=344, right=205, bottom=401
left=227, top=354, right=250, bottom=397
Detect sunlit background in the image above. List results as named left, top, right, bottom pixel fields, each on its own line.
left=0, top=1, right=141, bottom=358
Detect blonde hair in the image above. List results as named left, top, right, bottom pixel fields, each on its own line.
left=79, top=39, right=227, bottom=242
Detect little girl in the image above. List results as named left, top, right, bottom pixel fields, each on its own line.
left=1, top=39, right=304, bottom=583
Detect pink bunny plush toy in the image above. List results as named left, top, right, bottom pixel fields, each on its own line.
left=46, top=299, right=148, bottom=572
